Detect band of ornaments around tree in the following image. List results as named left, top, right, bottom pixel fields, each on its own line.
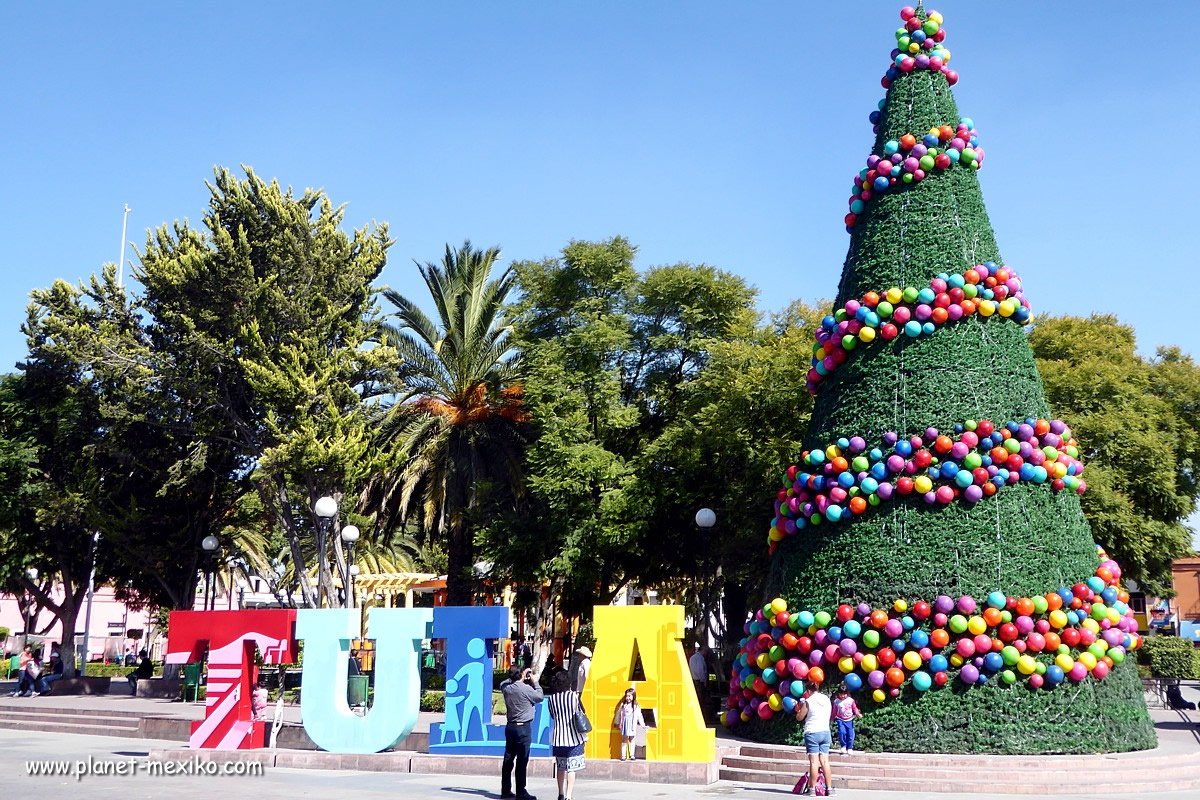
left=806, top=262, right=1028, bottom=394
left=767, top=417, right=1085, bottom=551
left=845, top=6, right=973, bottom=233
left=845, top=117, right=982, bottom=232
left=882, top=7, right=956, bottom=91
left=724, top=548, right=1140, bottom=727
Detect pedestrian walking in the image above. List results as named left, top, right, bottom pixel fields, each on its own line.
left=499, top=665, right=543, bottom=800
left=572, top=646, right=591, bottom=693
left=688, top=643, right=709, bottom=708
left=547, top=670, right=587, bottom=800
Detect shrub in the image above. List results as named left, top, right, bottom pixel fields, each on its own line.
left=421, top=691, right=445, bottom=713
left=1139, top=636, right=1199, bottom=679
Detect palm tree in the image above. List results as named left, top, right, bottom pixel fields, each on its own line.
left=373, top=241, right=528, bottom=606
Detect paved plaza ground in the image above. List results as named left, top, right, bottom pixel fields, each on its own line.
left=1, top=726, right=1196, bottom=800
left=1, top=683, right=1198, bottom=799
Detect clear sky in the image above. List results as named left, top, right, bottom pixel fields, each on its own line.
left=2, top=2, right=1199, bottom=543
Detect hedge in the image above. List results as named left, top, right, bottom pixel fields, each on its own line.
left=1139, top=636, right=1200, bottom=680
left=749, top=7, right=1155, bottom=754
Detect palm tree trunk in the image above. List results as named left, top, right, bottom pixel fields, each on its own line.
left=445, top=436, right=476, bottom=607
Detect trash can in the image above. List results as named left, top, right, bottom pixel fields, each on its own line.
left=348, top=674, right=369, bottom=707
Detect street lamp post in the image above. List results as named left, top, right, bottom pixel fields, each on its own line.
left=349, top=564, right=360, bottom=609
left=201, top=536, right=219, bottom=611
left=313, top=496, right=338, bottom=608
left=694, top=509, right=716, bottom=647
left=23, top=567, right=38, bottom=650
left=340, top=525, right=360, bottom=609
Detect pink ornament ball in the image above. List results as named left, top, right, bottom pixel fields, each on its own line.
left=1029, top=673, right=1044, bottom=689
left=900, top=6, right=916, bottom=20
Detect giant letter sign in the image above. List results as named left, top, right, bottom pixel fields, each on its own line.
left=166, top=609, right=298, bottom=750
left=296, top=607, right=432, bottom=754
left=427, top=606, right=551, bottom=756
left=582, top=605, right=715, bottom=763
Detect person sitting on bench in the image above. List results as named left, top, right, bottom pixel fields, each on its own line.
left=127, top=650, right=153, bottom=692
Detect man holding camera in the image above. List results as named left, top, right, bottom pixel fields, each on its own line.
left=500, top=665, right=544, bottom=800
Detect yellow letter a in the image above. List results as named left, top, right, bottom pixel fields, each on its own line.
left=582, top=605, right=714, bottom=763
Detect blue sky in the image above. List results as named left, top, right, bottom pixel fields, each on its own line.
left=2, top=1, right=1198, bottom=539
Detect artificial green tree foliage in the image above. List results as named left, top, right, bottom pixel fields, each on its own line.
left=1031, top=315, right=1199, bottom=598
left=756, top=11, right=1155, bottom=753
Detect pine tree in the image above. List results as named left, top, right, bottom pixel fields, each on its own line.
left=733, top=5, right=1156, bottom=753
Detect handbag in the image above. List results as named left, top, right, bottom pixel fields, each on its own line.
left=572, top=696, right=593, bottom=734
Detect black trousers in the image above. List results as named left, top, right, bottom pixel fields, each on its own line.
left=501, top=721, right=532, bottom=795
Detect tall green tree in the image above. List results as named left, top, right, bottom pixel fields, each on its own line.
left=482, top=237, right=760, bottom=675
left=374, top=241, right=526, bottom=606
left=132, top=167, right=393, bottom=608
left=0, top=359, right=116, bottom=677
left=1030, top=314, right=1199, bottom=596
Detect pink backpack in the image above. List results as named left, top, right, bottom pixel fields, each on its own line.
left=793, top=768, right=827, bottom=796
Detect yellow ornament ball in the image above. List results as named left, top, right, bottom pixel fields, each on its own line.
left=886, top=287, right=903, bottom=304
left=950, top=654, right=964, bottom=667
left=914, top=475, right=933, bottom=494
left=1017, top=655, right=1037, bottom=675
left=861, top=653, right=879, bottom=673
left=839, top=656, right=855, bottom=674
left=1055, top=653, right=1075, bottom=673
left=768, top=693, right=783, bottom=711
left=978, top=299, right=996, bottom=317
left=768, top=528, right=784, bottom=542
left=770, top=598, right=788, bottom=615
left=1082, top=618, right=1100, bottom=634
left=1106, top=608, right=1122, bottom=625
left=967, top=616, right=987, bottom=635
left=859, top=326, right=877, bottom=344
left=928, top=11, right=943, bottom=24
left=893, top=599, right=908, bottom=613
left=757, top=652, right=772, bottom=669
left=872, top=689, right=886, bottom=703
left=826, top=445, right=841, bottom=460
left=1078, top=652, right=1097, bottom=671
left=902, top=651, right=922, bottom=671
left=1048, top=609, right=1068, bottom=629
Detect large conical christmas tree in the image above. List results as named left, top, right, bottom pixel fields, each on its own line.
left=727, top=5, right=1156, bottom=754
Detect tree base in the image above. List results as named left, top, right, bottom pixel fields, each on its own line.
left=735, top=659, right=1155, bottom=754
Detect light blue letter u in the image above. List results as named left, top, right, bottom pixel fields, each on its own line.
left=296, top=607, right=433, bottom=753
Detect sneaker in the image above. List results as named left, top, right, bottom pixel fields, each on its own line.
left=846, top=748, right=855, bottom=755
left=29, top=692, right=39, bottom=698
left=799, top=788, right=812, bottom=796
left=7, top=691, right=16, bottom=697
left=839, top=746, right=847, bottom=754
left=826, top=789, right=837, bottom=796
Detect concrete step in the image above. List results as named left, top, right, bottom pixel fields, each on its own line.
left=721, top=756, right=1200, bottom=781
left=720, top=766, right=1200, bottom=795
left=0, top=718, right=141, bottom=738
left=0, top=709, right=141, bottom=729
left=0, top=701, right=157, bottom=720
left=735, top=744, right=1182, bottom=767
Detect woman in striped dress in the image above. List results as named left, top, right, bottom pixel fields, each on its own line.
left=546, top=669, right=586, bottom=800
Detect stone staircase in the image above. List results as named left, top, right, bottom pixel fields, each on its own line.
left=0, top=705, right=143, bottom=738
left=720, top=743, right=1200, bottom=795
